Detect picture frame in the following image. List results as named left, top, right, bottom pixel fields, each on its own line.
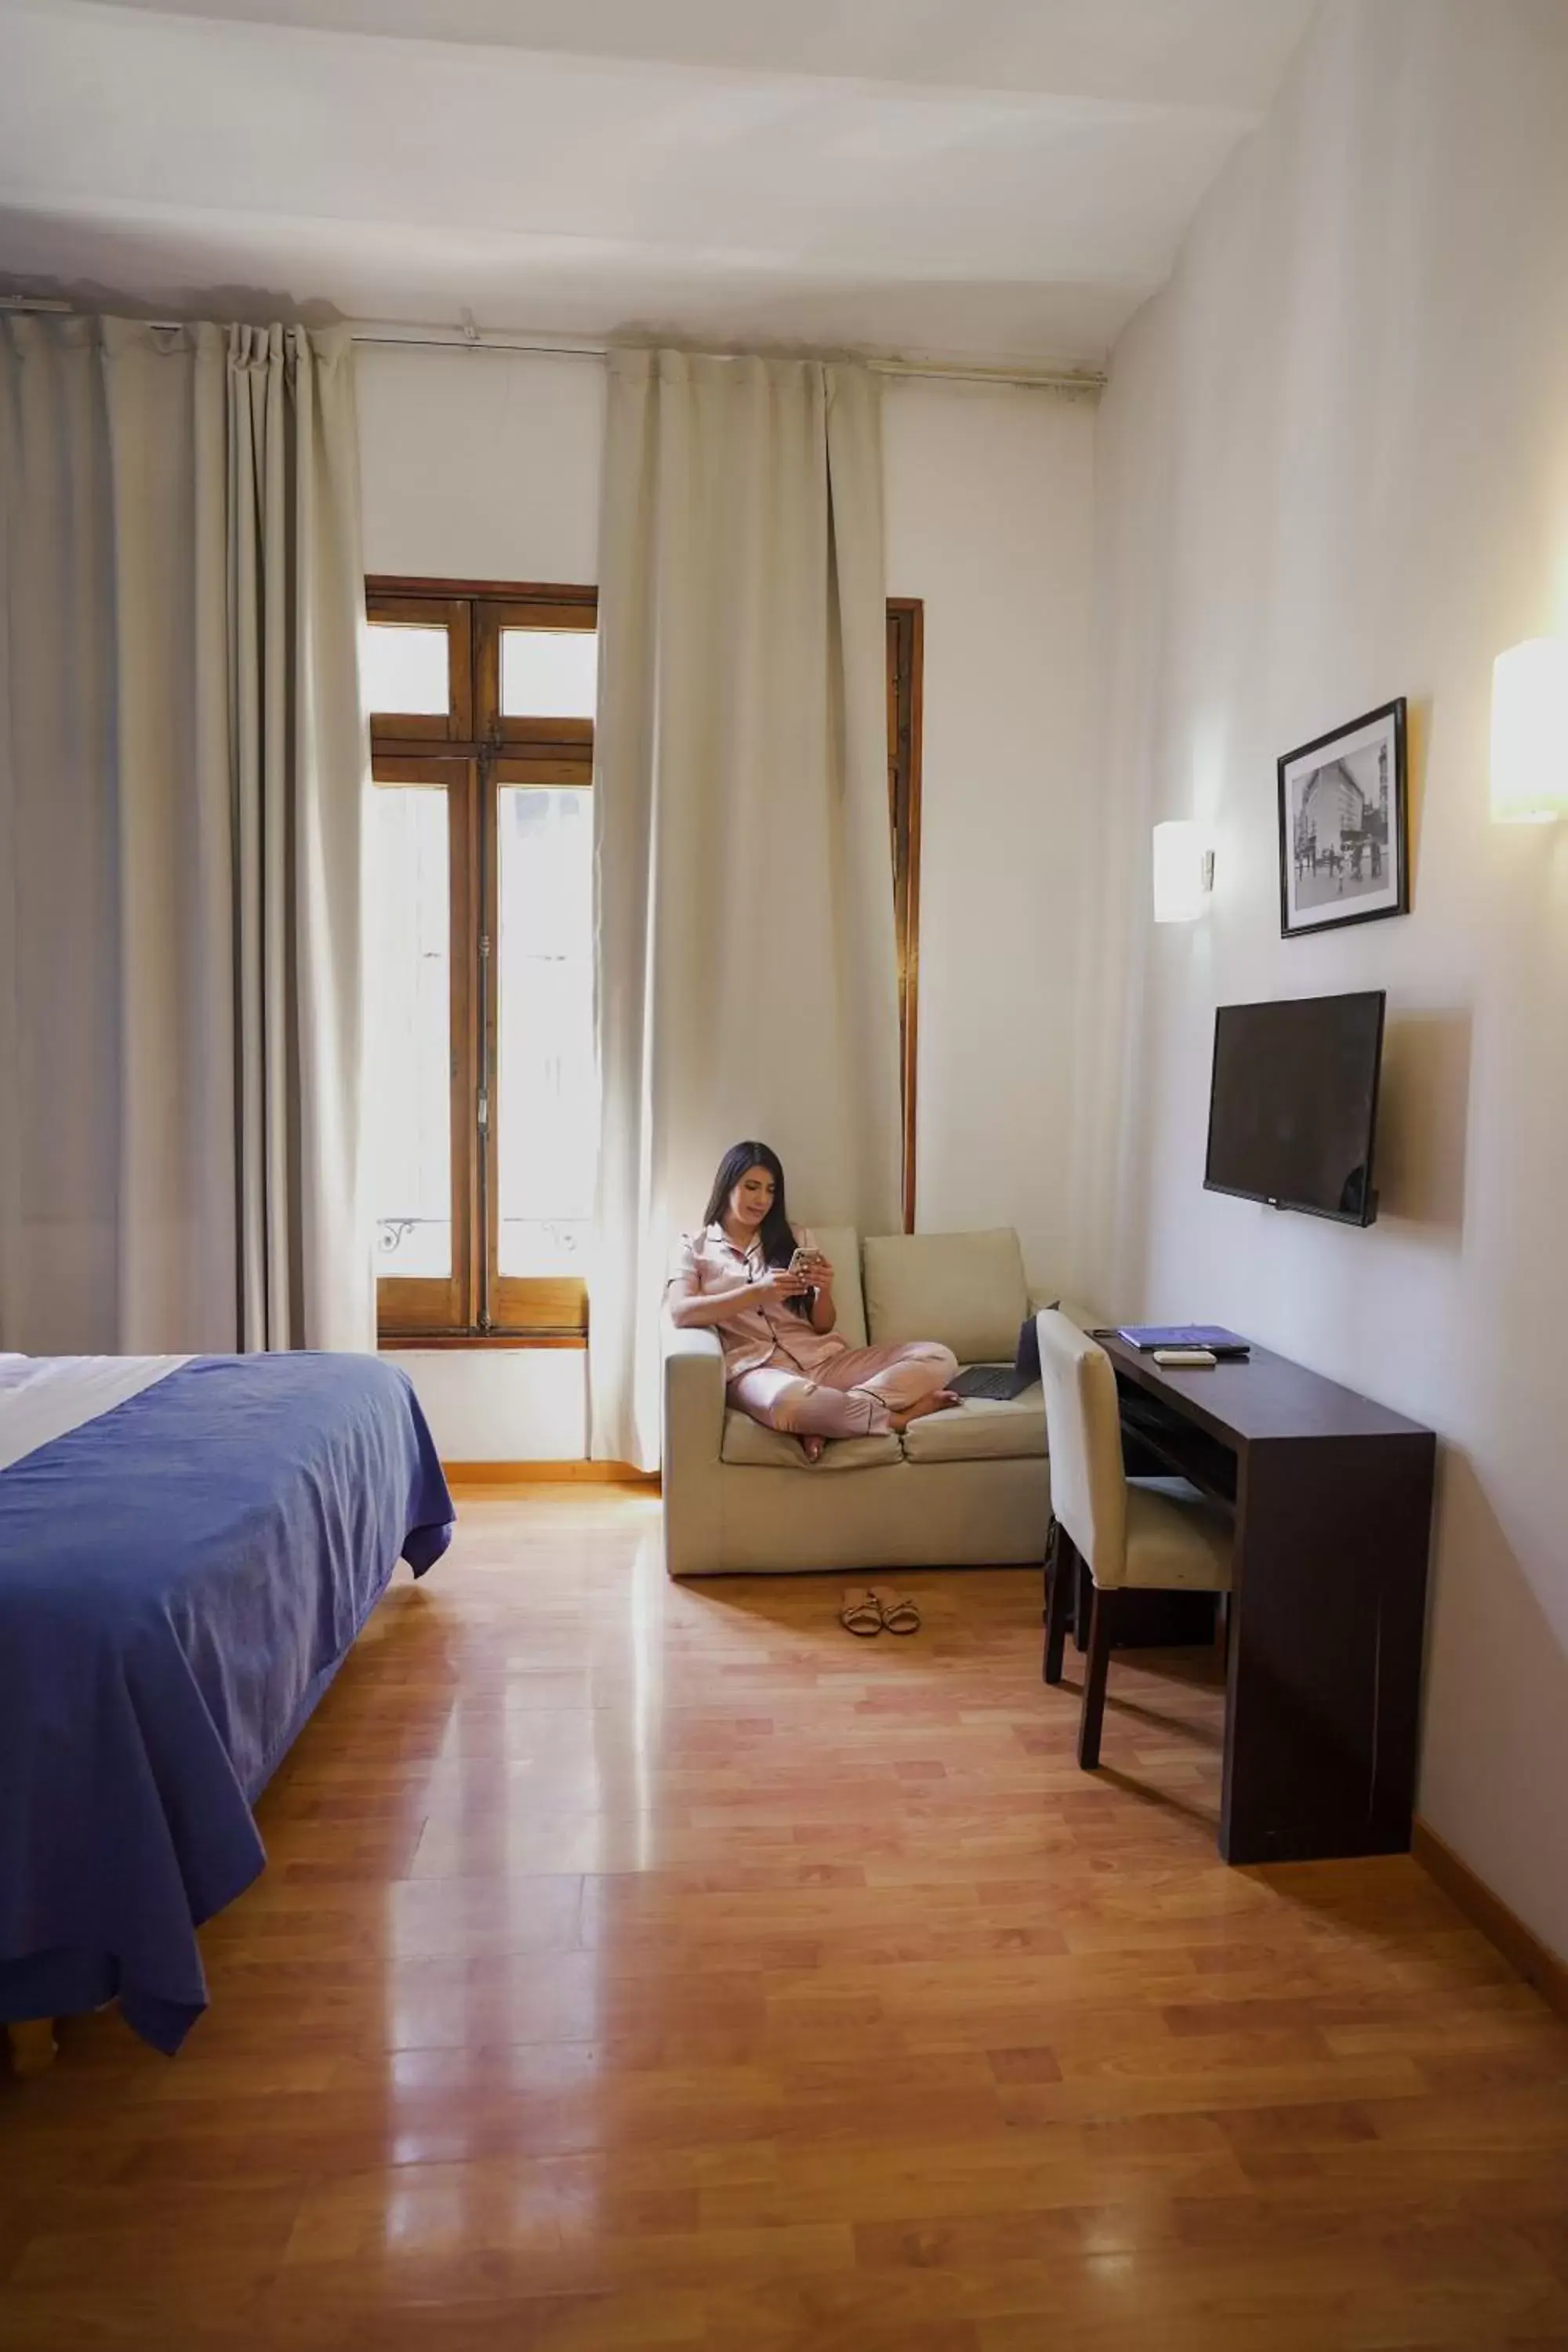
left=1277, top=697, right=1408, bottom=938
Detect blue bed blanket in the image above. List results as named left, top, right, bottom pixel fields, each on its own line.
left=0, top=1353, right=454, bottom=2053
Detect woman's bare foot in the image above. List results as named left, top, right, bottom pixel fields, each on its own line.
left=799, top=1434, right=826, bottom=1464
left=890, top=1389, right=960, bottom=1433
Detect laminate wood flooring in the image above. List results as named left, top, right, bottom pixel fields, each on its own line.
left=3, top=1489, right=1566, bottom=2350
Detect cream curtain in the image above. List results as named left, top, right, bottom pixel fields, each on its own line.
left=0, top=315, right=370, bottom=1355
left=590, top=349, right=901, bottom=1470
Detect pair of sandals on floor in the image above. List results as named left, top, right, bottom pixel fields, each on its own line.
left=839, top=1587, right=920, bottom=1638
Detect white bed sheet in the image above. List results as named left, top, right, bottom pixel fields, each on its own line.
left=0, top=1355, right=192, bottom=1475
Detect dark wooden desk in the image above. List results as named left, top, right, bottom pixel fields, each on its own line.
left=1096, top=1334, right=1436, bottom=1867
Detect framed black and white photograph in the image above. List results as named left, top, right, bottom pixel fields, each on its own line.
left=1277, top=698, right=1409, bottom=938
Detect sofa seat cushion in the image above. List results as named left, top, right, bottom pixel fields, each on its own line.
left=899, top=1381, right=1047, bottom=1465
left=720, top=1410, right=902, bottom=1472
left=862, top=1227, right=1029, bottom=1363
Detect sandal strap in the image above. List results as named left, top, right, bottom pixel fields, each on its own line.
left=839, top=1587, right=883, bottom=1636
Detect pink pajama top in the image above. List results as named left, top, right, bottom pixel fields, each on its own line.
left=667, top=1224, right=848, bottom=1384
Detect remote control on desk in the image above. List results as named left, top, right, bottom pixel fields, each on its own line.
left=1151, top=1347, right=1218, bottom=1367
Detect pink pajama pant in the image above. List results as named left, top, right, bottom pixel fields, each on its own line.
left=728, top=1341, right=959, bottom=1439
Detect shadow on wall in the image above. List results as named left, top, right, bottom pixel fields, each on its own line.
left=1375, top=1008, right=1473, bottom=1244
left=1419, top=1443, right=1568, bottom=1962
left=0, top=253, right=351, bottom=329
left=0, top=238, right=1120, bottom=377
left=1405, top=695, right=1432, bottom=905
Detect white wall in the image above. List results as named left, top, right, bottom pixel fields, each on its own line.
left=1091, top=0, right=1568, bottom=1956
left=358, top=345, right=1098, bottom=1455
left=884, top=378, right=1098, bottom=1287
left=379, top=1348, right=586, bottom=1461
left=358, top=341, right=605, bottom=584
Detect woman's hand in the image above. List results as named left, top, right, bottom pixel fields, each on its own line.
left=757, top=1265, right=811, bottom=1305
left=801, top=1253, right=838, bottom=1334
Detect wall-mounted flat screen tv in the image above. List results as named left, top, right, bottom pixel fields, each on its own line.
left=1204, top=990, right=1386, bottom=1226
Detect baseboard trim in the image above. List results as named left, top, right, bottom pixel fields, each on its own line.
left=1413, top=1817, right=1568, bottom=2022
left=445, top=1459, right=660, bottom=1488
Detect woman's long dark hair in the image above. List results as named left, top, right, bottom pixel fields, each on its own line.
left=702, top=1141, right=811, bottom=1315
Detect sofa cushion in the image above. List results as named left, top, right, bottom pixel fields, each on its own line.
left=796, top=1223, right=866, bottom=1348
left=720, top=1410, right=900, bottom=1472
left=899, top=1382, right=1047, bottom=1465
left=862, top=1228, right=1028, bottom=1363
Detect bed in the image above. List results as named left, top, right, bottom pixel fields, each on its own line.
left=0, top=1351, right=454, bottom=2067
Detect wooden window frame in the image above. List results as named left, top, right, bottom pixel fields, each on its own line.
left=369, top=753, right=481, bottom=1335
left=368, top=575, right=924, bottom=1345
left=487, top=747, right=593, bottom=1337
left=365, top=592, right=473, bottom=742
left=477, top=599, right=597, bottom=757
left=369, top=579, right=596, bottom=1345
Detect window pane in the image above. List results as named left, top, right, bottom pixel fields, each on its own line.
left=367, top=786, right=452, bottom=1279
left=364, top=623, right=449, bottom=717
left=500, top=629, right=597, bottom=720
left=497, top=787, right=595, bottom=1276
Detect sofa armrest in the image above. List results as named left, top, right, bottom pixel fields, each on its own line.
left=662, top=1315, right=725, bottom=1459
left=661, top=1314, right=725, bottom=1577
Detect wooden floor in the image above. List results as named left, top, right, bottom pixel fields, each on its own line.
left=3, top=1491, right=1567, bottom=2350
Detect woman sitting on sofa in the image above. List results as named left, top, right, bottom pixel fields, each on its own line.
left=666, top=1141, right=959, bottom=1464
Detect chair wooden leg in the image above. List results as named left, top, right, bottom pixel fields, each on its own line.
left=1077, top=1587, right=1118, bottom=1771
left=1043, top=1529, right=1073, bottom=1686
left=1073, top=1554, right=1092, bottom=1653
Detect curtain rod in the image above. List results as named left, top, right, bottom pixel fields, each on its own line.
left=0, top=297, right=1104, bottom=393
left=351, top=322, right=1106, bottom=394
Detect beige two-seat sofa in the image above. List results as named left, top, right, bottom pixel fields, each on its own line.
left=662, top=1224, right=1077, bottom=1577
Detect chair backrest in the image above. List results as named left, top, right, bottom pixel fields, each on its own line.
left=1036, top=1311, right=1127, bottom=1588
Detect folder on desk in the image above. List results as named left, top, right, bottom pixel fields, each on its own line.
left=1116, top=1324, right=1250, bottom=1358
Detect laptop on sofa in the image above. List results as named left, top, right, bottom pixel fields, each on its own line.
left=949, top=1312, right=1044, bottom=1403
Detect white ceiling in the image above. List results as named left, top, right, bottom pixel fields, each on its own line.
left=0, top=0, right=1319, bottom=368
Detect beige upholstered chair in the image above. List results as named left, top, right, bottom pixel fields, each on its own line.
left=1036, top=1311, right=1233, bottom=1769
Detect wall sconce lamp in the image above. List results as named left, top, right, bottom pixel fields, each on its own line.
left=1152, top=820, right=1215, bottom=923
left=1491, top=637, right=1568, bottom=823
